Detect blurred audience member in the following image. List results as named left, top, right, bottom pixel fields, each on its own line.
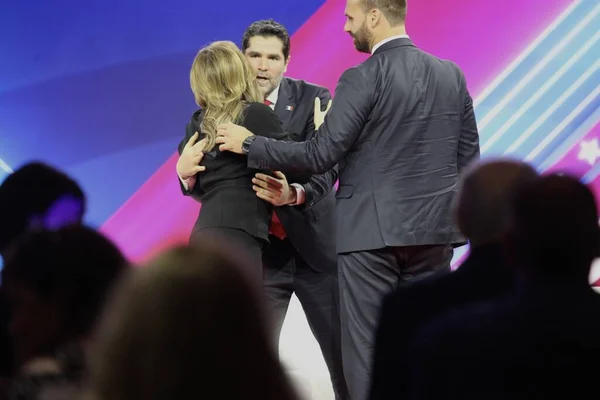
left=1, top=226, right=127, bottom=400
left=0, top=162, right=85, bottom=256
left=369, top=159, right=539, bottom=399
left=408, top=173, right=600, bottom=399
left=86, top=238, right=299, bottom=400
left=0, top=162, right=86, bottom=399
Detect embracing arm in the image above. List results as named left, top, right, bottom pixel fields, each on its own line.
left=177, top=122, right=196, bottom=195
left=301, top=165, right=338, bottom=207
left=247, top=67, right=372, bottom=175
left=177, top=119, right=205, bottom=198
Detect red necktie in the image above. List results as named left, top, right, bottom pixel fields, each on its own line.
left=270, top=211, right=286, bottom=240
left=262, top=99, right=285, bottom=239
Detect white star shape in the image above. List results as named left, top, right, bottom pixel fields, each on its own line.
left=577, top=138, right=600, bottom=166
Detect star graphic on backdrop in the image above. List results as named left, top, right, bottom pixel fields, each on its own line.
left=577, top=138, right=600, bottom=166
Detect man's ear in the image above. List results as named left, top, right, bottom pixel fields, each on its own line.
left=283, top=56, right=291, bottom=74
left=369, top=8, right=382, bottom=28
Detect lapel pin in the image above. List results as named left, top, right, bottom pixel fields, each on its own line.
left=286, top=105, right=294, bottom=111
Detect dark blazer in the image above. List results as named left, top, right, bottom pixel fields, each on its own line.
left=246, top=38, right=480, bottom=253
left=406, top=278, right=600, bottom=399
left=177, top=102, right=287, bottom=243
left=369, top=244, right=514, bottom=400
left=270, top=77, right=337, bottom=273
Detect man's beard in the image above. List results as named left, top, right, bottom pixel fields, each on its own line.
left=260, top=76, right=283, bottom=99
left=352, top=22, right=373, bottom=54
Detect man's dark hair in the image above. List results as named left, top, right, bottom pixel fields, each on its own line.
left=241, top=19, right=291, bottom=60
left=1, top=225, right=128, bottom=340
left=362, top=0, right=407, bottom=26
left=0, top=162, right=85, bottom=253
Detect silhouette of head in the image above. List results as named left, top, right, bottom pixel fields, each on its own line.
left=88, top=238, right=298, bottom=400
left=509, top=173, right=600, bottom=279
left=454, top=159, right=539, bottom=248
left=0, top=162, right=85, bottom=255
left=1, top=226, right=127, bottom=367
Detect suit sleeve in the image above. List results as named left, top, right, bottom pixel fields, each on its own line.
left=457, top=73, right=480, bottom=174
left=300, top=87, right=338, bottom=207
left=247, top=67, right=372, bottom=175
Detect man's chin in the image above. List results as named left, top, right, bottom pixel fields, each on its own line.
left=354, top=41, right=370, bottom=53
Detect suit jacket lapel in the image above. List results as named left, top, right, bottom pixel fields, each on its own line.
left=274, top=77, right=294, bottom=131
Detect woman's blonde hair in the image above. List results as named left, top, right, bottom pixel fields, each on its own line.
left=190, top=41, right=263, bottom=152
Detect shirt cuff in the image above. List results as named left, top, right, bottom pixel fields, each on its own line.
left=289, top=183, right=306, bottom=206
left=178, top=174, right=190, bottom=191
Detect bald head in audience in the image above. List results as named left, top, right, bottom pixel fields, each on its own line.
left=454, top=159, right=539, bottom=248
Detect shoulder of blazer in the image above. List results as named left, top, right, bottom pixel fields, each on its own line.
left=189, top=109, right=203, bottom=126
left=283, top=77, right=328, bottom=100
left=185, top=109, right=203, bottom=137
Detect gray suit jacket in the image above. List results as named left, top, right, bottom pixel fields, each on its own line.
left=247, top=38, right=480, bottom=254
left=271, top=77, right=338, bottom=273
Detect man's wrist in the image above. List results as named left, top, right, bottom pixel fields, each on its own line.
left=241, top=135, right=257, bottom=154
left=178, top=173, right=195, bottom=191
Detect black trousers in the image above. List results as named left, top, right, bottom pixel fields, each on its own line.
left=338, top=244, right=453, bottom=400
left=190, top=227, right=264, bottom=281
left=263, top=236, right=349, bottom=400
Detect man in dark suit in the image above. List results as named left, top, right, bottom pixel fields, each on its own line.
left=215, top=2, right=480, bottom=398
left=368, top=159, right=539, bottom=399
left=242, top=20, right=347, bottom=399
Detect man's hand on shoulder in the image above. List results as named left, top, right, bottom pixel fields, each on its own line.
left=216, top=122, right=254, bottom=154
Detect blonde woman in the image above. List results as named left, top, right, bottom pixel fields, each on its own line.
left=86, top=242, right=300, bottom=400
left=176, top=41, right=287, bottom=274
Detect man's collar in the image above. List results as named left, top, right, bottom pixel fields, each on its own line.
left=371, top=34, right=410, bottom=54
left=265, top=82, right=281, bottom=106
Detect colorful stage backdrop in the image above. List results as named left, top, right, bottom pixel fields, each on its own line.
left=1, top=0, right=598, bottom=272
